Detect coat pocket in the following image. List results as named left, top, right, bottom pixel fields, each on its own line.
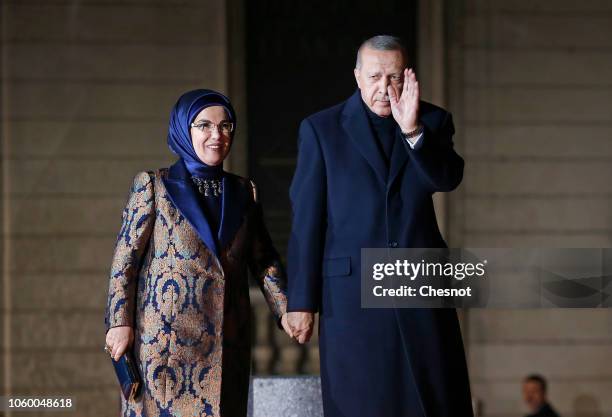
left=322, top=256, right=351, bottom=277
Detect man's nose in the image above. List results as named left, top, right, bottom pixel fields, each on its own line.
left=378, top=77, right=390, bottom=93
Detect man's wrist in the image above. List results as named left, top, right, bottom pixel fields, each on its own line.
left=401, top=123, right=424, bottom=139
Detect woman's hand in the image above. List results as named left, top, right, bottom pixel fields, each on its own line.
left=105, top=326, right=134, bottom=361
left=280, top=313, right=294, bottom=339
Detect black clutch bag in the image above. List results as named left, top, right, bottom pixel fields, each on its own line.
left=105, top=346, right=142, bottom=401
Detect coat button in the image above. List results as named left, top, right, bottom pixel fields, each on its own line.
left=389, top=241, right=398, bottom=248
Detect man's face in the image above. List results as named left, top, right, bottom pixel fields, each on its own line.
left=522, top=381, right=546, bottom=412
left=354, top=47, right=406, bottom=117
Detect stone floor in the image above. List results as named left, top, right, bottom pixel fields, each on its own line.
left=248, top=376, right=323, bottom=417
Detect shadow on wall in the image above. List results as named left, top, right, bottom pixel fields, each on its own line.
left=574, top=394, right=601, bottom=417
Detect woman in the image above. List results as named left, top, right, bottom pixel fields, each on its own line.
left=104, top=89, right=292, bottom=417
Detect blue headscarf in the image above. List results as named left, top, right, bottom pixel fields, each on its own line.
left=167, top=89, right=237, bottom=177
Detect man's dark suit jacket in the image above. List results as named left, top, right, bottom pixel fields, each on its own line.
left=287, top=89, right=474, bottom=417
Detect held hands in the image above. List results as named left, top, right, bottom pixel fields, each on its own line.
left=281, top=313, right=294, bottom=338
left=105, top=326, right=134, bottom=361
left=388, top=68, right=420, bottom=134
left=285, top=311, right=314, bottom=344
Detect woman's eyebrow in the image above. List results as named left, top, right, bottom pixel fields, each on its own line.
left=193, top=119, right=230, bottom=124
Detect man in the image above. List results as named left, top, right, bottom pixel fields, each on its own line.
left=286, top=35, right=474, bottom=417
left=523, top=375, right=561, bottom=417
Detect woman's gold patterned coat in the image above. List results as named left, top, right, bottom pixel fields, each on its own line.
left=104, top=160, right=287, bottom=417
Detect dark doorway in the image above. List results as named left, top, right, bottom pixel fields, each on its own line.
left=245, top=0, right=418, bottom=252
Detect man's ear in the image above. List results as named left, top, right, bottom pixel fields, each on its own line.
left=354, top=68, right=361, bottom=89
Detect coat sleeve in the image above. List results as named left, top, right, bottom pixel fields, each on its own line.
left=406, top=111, right=464, bottom=192
left=286, top=118, right=327, bottom=313
left=247, top=180, right=288, bottom=326
left=104, top=171, right=155, bottom=334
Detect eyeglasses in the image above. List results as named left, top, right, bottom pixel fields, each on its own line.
left=190, top=120, right=234, bottom=135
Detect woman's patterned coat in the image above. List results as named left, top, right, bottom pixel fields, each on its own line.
left=104, top=160, right=287, bottom=417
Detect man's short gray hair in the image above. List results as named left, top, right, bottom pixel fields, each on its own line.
left=355, top=35, right=407, bottom=69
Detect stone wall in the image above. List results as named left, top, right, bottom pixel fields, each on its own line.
left=445, top=1, right=612, bottom=416
left=0, top=1, right=231, bottom=415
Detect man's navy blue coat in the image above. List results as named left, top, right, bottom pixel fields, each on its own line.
left=287, top=90, right=474, bottom=417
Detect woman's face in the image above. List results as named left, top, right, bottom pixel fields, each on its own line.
left=190, top=105, right=232, bottom=166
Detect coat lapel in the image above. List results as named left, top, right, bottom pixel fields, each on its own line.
left=388, top=129, right=409, bottom=189
left=341, top=90, right=388, bottom=184
left=217, top=174, right=249, bottom=251
left=162, top=159, right=220, bottom=258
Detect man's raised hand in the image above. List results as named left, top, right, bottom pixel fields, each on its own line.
left=388, top=68, right=420, bottom=133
